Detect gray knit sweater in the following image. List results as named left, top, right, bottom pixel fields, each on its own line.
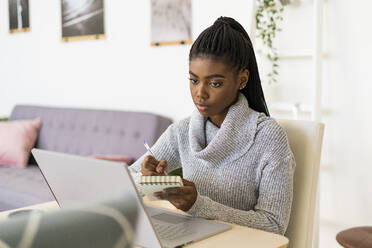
left=129, top=93, right=295, bottom=235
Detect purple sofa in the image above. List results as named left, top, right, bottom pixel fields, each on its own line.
left=0, top=105, right=172, bottom=211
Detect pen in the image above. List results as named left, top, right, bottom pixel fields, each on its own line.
left=143, top=140, right=155, bottom=157
left=143, top=140, right=167, bottom=175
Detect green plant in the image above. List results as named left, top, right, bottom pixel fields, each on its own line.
left=0, top=117, right=8, bottom=121
left=255, top=0, right=284, bottom=83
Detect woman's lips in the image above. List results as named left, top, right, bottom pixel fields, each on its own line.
left=196, top=104, right=209, bottom=111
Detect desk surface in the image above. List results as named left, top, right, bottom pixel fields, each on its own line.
left=0, top=200, right=288, bottom=248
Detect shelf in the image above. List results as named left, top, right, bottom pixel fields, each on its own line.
left=269, top=101, right=312, bottom=113
left=256, top=49, right=328, bottom=60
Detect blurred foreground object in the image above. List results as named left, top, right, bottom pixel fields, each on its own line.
left=0, top=196, right=138, bottom=248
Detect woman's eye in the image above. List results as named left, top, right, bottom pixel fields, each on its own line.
left=189, top=78, right=198, bottom=85
left=210, top=81, right=222, bottom=88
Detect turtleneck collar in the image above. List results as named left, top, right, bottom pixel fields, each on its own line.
left=189, top=93, right=260, bottom=165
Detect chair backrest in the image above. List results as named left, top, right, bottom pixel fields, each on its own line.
left=277, top=119, right=325, bottom=248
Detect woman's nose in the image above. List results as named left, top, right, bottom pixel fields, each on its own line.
left=196, top=83, right=208, bottom=100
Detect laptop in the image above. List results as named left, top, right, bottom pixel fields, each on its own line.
left=32, top=148, right=232, bottom=248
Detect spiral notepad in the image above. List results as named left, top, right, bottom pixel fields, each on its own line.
left=139, top=175, right=183, bottom=201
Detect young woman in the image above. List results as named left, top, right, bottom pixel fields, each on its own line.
left=129, top=16, right=295, bottom=235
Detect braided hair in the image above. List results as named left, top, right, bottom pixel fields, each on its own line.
left=189, top=16, right=270, bottom=116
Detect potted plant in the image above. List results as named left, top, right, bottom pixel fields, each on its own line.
left=255, top=0, right=286, bottom=84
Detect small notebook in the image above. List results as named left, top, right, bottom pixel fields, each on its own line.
left=139, top=175, right=183, bottom=201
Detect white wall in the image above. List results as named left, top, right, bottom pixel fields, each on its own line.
left=0, top=0, right=254, bottom=121
left=265, top=0, right=372, bottom=247
left=1, top=0, right=372, bottom=247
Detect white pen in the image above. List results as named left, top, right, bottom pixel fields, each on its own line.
left=143, top=140, right=167, bottom=175
left=143, top=140, right=155, bottom=157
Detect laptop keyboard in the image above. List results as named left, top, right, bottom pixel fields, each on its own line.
left=154, top=222, right=195, bottom=241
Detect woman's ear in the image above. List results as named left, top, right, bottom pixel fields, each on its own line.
left=239, top=69, right=249, bottom=90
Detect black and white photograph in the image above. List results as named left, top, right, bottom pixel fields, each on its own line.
left=151, top=0, right=192, bottom=46
left=61, top=0, right=105, bottom=42
left=8, top=0, right=30, bottom=33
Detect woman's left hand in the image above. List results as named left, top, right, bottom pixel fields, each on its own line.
left=153, top=179, right=197, bottom=211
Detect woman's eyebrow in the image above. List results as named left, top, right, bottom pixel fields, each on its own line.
left=189, top=71, right=226, bottom=79
left=189, top=71, right=199, bottom=78
left=205, top=74, right=226, bottom=79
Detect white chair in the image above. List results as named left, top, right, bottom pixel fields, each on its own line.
left=277, top=119, right=325, bottom=248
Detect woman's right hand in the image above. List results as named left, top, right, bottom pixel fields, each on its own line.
left=141, top=155, right=168, bottom=176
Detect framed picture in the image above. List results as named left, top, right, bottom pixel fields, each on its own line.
left=61, top=0, right=105, bottom=42
left=8, top=0, right=30, bottom=34
left=151, top=0, right=192, bottom=46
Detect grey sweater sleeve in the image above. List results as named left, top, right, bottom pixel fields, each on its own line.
left=187, top=154, right=295, bottom=235
left=129, top=124, right=181, bottom=181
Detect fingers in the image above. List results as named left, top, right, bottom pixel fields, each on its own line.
left=154, top=192, right=190, bottom=202
left=153, top=183, right=198, bottom=211
left=143, top=155, right=159, bottom=166
left=181, top=179, right=195, bottom=187
left=156, top=159, right=168, bottom=175
left=146, top=171, right=159, bottom=176
left=141, top=155, right=158, bottom=176
left=163, top=186, right=194, bottom=195
left=154, top=192, right=195, bottom=211
left=141, top=156, right=163, bottom=176
left=141, top=156, right=169, bottom=176
left=142, top=156, right=157, bottom=170
left=153, top=186, right=194, bottom=200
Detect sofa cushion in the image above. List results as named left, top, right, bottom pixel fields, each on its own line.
left=0, top=118, right=41, bottom=168
left=0, top=165, right=53, bottom=211
left=90, top=155, right=134, bottom=165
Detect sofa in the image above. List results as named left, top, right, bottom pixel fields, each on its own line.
left=0, top=105, right=172, bottom=211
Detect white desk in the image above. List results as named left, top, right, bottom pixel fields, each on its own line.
left=0, top=200, right=289, bottom=248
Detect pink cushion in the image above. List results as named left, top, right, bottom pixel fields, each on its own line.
left=0, top=118, right=41, bottom=168
left=90, top=155, right=134, bottom=165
